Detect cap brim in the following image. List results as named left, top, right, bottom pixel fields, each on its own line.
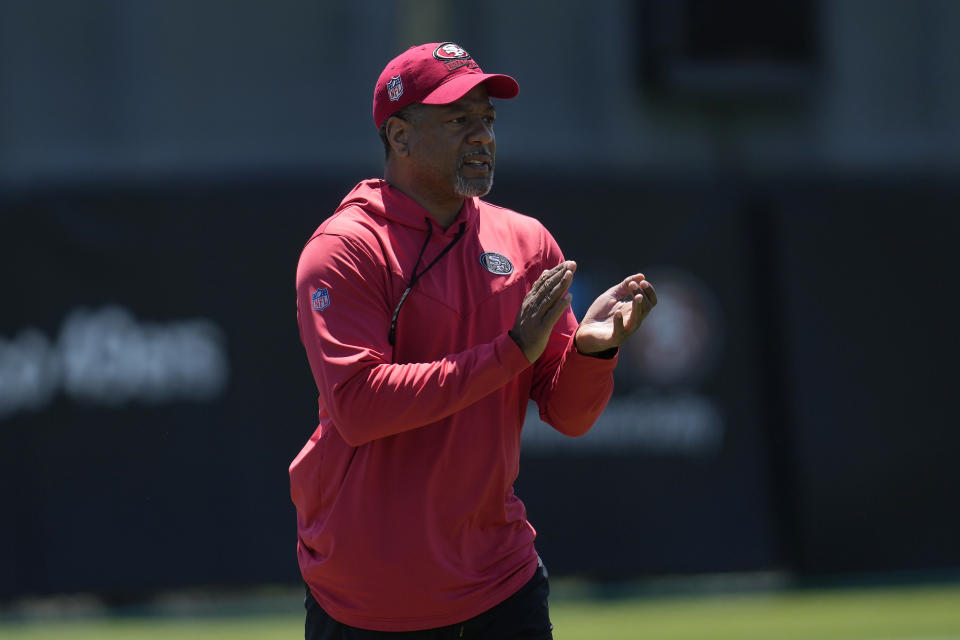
left=421, top=73, right=520, bottom=105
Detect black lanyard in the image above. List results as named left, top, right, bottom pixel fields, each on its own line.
left=388, top=219, right=467, bottom=346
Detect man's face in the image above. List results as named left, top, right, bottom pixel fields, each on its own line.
left=405, top=84, right=497, bottom=200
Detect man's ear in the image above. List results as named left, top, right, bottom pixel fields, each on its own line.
left=385, top=116, right=411, bottom=157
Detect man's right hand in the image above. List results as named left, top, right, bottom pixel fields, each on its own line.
left=509, top=261, right=576, bottom=363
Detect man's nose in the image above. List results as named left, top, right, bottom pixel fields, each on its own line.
left=467, top=119, right=494, bottom=145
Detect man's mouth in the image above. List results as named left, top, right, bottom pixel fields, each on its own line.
left=461, top=155, right=493, bottom=173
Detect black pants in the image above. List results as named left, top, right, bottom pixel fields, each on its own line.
left=304, top=564, right=553, bottom=640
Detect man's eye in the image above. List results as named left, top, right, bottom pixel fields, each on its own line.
left=449, top=117, right=465, bottom=124
left=483, top=116, right=496, bottom=125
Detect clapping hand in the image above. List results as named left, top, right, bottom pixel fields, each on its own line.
left=574, top=274, right=657, bottom=355
left=510, top=261, right=576, bottom=363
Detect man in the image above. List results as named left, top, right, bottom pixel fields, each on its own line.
left=290, top=42, right=656, bottom=638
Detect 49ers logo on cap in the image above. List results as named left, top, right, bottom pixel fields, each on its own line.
left=434, top=42, right=478, bottom=72
left=433, top=43, right=470, bottom=60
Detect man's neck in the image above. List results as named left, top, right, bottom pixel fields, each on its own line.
left=384, top=168, right=464, bottom=229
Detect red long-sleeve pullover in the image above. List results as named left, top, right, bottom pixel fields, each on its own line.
left=290, top=179, right=616, bottom=631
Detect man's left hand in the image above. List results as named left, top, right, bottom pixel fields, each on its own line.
left=575, top=274, right=657, bottom=355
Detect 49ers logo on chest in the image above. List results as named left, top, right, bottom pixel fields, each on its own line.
left=434, top=42, right=478, bottom=72
left=479, top=252, right=513, bottom=275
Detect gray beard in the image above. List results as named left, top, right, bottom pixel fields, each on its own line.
left=454, top=170, right=494, bottom=198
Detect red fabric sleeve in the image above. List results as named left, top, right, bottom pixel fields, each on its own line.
left=528, top=230, right=618, bottom=436
left=296, top=232, right=532, bottom=447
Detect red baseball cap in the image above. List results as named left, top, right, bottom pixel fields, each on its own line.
left=373, top=42, right=520, bottom=129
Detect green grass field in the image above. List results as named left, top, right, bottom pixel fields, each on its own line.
left=1, top=583, right=959, bottom=639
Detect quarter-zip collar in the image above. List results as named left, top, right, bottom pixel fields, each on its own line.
left=334, top=179, right=479, bottom=237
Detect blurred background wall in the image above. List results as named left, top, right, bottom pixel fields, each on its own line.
left=1, top=0, right=958, bottom=601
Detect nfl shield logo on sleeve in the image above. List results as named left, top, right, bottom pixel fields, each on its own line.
left=387, top=75, right=403, bottom=102
left=312, top=287, right=330, bottom=311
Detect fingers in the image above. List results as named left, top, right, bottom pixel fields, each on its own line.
left=613, top=309, right=625, bottom=336
left=612, top=273, right=645, bottom=299
left=639, top=280, right=657, bottom=307
left=528, top=262, right=575, bottom=316
left=543, top=292, right=573, bottom=328
left=532, top=261, right=576, bottom=296
left=618, top=278, right=657, bottom=336
left=624, top=292, right=644, bottom=335
left=616, top=275, right=656, bottom=311
left=512, top=261, right=577, bottom=363
left=633, top=281, right=656, bottom=321
left=539, top=267, right=574, bottom=319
